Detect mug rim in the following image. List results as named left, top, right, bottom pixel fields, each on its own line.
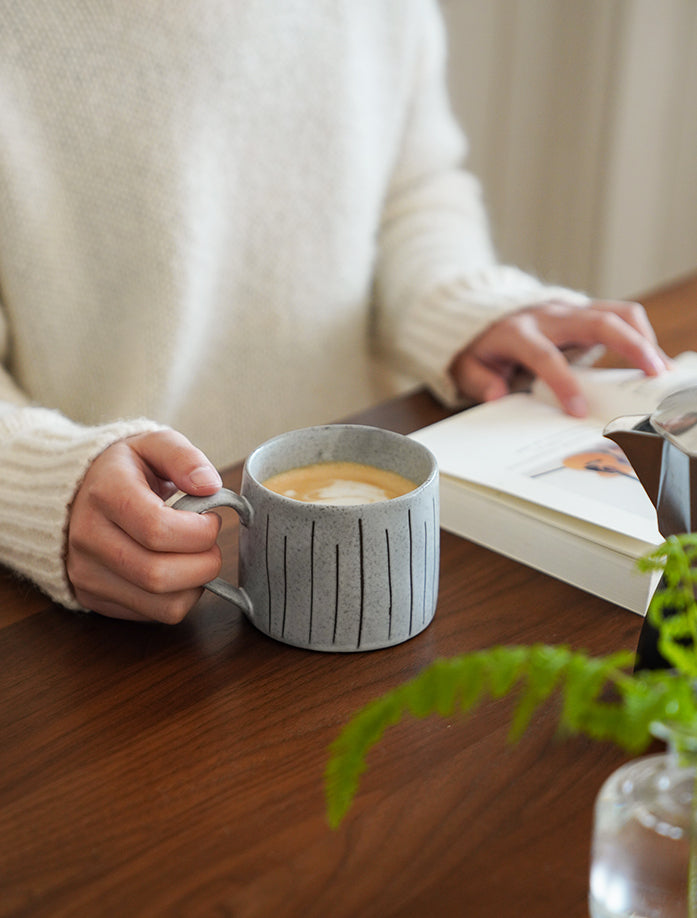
left=243, top=423, right=438, bottom=508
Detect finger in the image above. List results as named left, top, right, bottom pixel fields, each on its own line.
left=454, top=313, right=588, bottom=415
left=74, top=579, right=206, bottom=624
left=69, top=512, right=223, bottom=595
left=127, top=429, right=222, bottom=495
left=567, top=309, right=666, bottom=376
left=589, top=300, right=658, bottom=344
left=83, top=445, right=223, bottom=554
left=73, top=588, right=153, bottom=622
left=452, top=351, right=513, bottom=403
left=489, top=328, right=588, bottom=417
left=539, top=302, right=668, bottom=375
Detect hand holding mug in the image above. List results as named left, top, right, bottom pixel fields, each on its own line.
left=67, top=429, right=224, bottom=622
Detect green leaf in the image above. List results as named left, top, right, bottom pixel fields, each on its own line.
left=642, top=534, right=697, bottom=676
left=324, top=534, right=697, bottom=828
left=509, top=645, right=572, bottom=741
left=325, top=647, right=532, bottom=827
left=483, top=645, right=529, bottom=698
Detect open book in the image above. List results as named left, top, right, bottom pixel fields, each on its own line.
left=411, top=352, right=697, bottom=614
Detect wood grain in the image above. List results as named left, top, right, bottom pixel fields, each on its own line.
left=0, top=273, right=695, bottom=917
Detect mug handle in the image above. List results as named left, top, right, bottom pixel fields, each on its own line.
left=165, top=488, right=254, bottom=615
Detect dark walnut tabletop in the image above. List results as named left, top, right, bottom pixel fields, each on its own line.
left=1, top=273, right=695, bottom=918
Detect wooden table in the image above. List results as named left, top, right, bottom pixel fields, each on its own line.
left=1, top=274, right=696, bottom=918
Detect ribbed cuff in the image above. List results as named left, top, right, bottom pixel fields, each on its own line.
left=0, top=409, right=164, bottom=608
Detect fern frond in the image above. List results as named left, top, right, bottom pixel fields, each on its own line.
left=325, top=645, right=645, bottom=828
left=639, top=534, right=697, bottom=676
left=508, top=644, right=571, bottom=740
left=325, top=534, right=697, bottom=829
left=325, top=646, right=533, bottom=828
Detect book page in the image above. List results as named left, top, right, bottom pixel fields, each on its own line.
left=532, top=352, right=697, bottom=422
left=411, top=353, right=697, bottom=544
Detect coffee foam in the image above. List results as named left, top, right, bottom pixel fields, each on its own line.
left=262, top=461, right=415, bottom=506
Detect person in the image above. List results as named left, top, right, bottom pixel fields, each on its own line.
left=0, top=1, right=667, bottom=624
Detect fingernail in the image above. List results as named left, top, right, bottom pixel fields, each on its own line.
left=649, top=353, right=668, bottom=373
left=566, top=396, right=587, bottom=418
left=189, top=466, right=222, bottom=490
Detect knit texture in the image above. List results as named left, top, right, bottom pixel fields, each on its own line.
left=0, top=1, right=587, bottom=605
left=0, top=411, right=162, bottom=607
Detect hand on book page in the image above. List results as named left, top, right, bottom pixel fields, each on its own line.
left=451, top=300, right=670, bottom=418
left=410, top=353, right=697, bottom=612
left=530, top=352, right=697, bottom=424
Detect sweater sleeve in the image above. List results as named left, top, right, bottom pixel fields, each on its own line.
left=0, top=401, right=163, bottom=609
left=372, top=0, right=589, bottom=406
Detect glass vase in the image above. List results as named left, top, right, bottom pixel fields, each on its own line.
left=589, top=723, right=697, bottom=918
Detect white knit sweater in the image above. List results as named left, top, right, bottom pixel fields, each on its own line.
left=0, top=1, right=586, bottom=607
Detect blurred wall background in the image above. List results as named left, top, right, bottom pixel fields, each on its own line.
left=439, top=0, right=697, bottom=300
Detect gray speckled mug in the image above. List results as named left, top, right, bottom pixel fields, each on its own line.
left=168, top=425, right=439, bottom=652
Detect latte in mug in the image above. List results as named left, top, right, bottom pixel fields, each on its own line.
left=263, top=460, right=416, bottom=506
left=168, top=424, right=439, bottom=652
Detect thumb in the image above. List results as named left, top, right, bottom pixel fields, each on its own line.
left=127, top=429, right=223, bottom=496
left=453, top=353, right=511, bottom=404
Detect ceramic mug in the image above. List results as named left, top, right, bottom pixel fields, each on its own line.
left=167, top=424, right=439, bottom=652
